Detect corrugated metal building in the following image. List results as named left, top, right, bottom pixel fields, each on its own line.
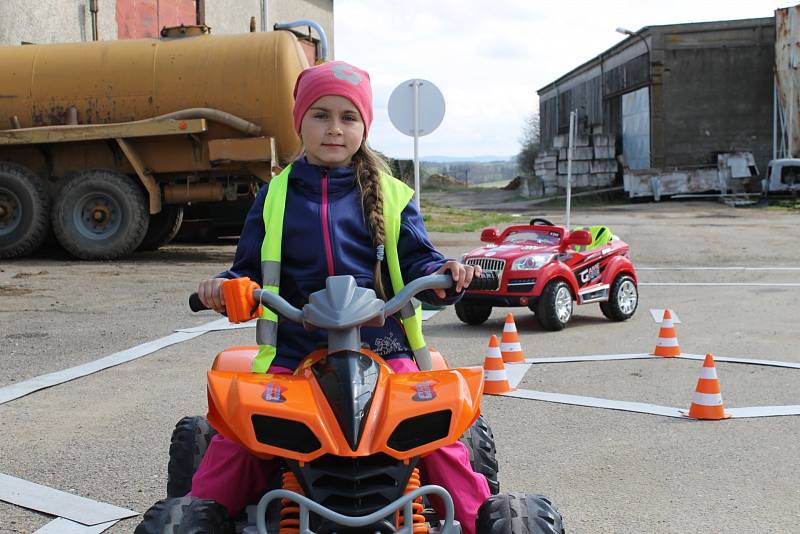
left=537, top=17, right=775, bottom=178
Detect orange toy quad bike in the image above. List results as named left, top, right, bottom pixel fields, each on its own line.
left=137, top=273, right=564, bottom=534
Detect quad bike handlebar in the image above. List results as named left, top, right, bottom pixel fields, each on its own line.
left=190, top=272, right=499, bottom=321
left=191, top=270, right=498, bottom=362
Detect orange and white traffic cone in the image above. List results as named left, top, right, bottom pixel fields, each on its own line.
left=500, top=313, right=525, bottom=363
left=652, top=309, right=681, bottom=357
left=686, top=353, right=730, bottom=420
left=483, top=335, right=514, bottom=394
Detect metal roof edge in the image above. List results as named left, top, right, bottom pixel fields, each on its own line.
left=536, top=16, right=775, bottom=96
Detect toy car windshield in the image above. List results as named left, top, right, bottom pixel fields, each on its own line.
left=505, top=229, right=561, bottom=245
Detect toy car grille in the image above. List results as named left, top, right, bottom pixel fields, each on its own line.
left=466, top=258, right=505, bottom=273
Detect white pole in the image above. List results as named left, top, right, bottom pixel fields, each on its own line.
left=413, top=81, right=421, bottom=207
left=566, top=110, right=576, bottom=230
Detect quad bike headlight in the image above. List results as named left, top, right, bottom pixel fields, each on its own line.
left=511, top=253, right=553, bottom=271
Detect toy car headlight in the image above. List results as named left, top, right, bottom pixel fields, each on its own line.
left=511, top=254, right=553, bottom=271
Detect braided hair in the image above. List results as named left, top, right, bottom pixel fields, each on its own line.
left=351, top=141, right=390, bottom=300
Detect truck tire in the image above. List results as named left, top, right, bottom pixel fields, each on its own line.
left=0, top=162, right=49, bottom=259
left=455, top=301, right=492, bottom=325
left=600, top=274, right=638, bottom=321
left=167, top=416, right=218, bottom=498
left=535, top=280, right=572, bottom=331
left=138, top=204, right=183, bottom=251
left=135, top=496, right=234, bottom=534
left=459, top=414, right=500, bottom=495
left=476, top=493, right=564, bottom=534
left=52, top=170, right=148, bottom=260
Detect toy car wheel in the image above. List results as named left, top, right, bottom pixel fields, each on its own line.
left=135, top=496, right=234, bottom=534
left=455, top=301, right=492, bottom=325
left=535, top=280, right=572, bottom=331
left=476, top=492, right=564, bottom=534
left=600, top=274, right=638, bottom=321
left=167, top=416, right=218, bottom=498
left=459, top=414, right=500, bottom=495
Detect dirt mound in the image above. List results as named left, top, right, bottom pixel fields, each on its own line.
left=426, top=173, right=466, bottom=188
left=502, top=176, right=525, bottom=190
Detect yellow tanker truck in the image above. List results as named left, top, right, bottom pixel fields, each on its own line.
left=0, top=23, right=319, bottom=260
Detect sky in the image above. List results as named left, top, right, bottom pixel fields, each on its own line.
left=334, top=0, right=795, bottom=160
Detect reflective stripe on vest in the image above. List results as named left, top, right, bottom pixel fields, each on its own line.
left=254, top=166, right=428, bottom=373
left=380, top=173, right=430, bottom=366
left=254, top=165, right=291, bottom=373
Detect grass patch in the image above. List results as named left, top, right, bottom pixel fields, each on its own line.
left=419, top=203, right=519, bottom=232
left=767, top=198, right=800, bottom=211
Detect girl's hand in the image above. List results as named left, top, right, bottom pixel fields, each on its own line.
left=433, top=260, right=482, bottom=299
left=198, top=278, right=227, bottom=314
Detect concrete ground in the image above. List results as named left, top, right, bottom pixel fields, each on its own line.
left=0, top=199, right=798, bottom=533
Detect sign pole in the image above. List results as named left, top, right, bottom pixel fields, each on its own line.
left=566, top=110, right=576, bottom=230
left=413, top=81, right=421, bottom=207
left=388, top=77, right=445, bottom=210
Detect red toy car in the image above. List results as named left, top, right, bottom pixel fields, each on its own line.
left=456, top=217, right=638, bottom=330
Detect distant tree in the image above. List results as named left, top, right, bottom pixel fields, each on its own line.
left=517, top=112, right=540, bottom=176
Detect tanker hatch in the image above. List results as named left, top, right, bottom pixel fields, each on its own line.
left=160, top=24, right=210, bottom=39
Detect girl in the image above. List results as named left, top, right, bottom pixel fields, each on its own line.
left=193, top=61, right=489, bottom=533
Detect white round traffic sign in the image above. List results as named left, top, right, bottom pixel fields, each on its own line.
left=388, top=79, right=445, bottom=137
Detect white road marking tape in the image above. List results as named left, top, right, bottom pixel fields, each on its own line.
left=175, top=317, right=255, bottom=333
left=500, top=388, right=686, bottom=418
left=0, top=474, right=137, bottom=526
left=677, top=353, right=800, bottom=369
left=521, top=353, right=800, bottom=369
left=640, top=282, right=800, bottom=287
left=0, top=330, right=206, bottom=405
left=638, top=266, right=800, bottom=271
left=524, top=353, right=656, bottom=364
left=34, top=518, right=118, bottom=533
left=726, top=406, right=800, bottom=418
left=503, top=363, right=531, bottom=388
left=421, top=309, right=441, bottom=321
left=649, top=308, right=681, bottom=323
left=500, top=388, right=800, bottom=419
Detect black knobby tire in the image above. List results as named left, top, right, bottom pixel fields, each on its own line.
left=476, top=493, right=564, bottom=534
left=167, top=416, right=218, bottom=498
left=459, top=414, right=500, bottom=495
left=138, top=204, right=184, bottom=251
left=0, top=162, right=50, bottom=259
left=52, top=169, right=148, bottom=260
left=600, top=274, right=638, bottom=321
left=455, top=301, right=492, bottom=325
left=135, top=496, right=234, bottom=534
left=535, top=281, right=572, bottom=331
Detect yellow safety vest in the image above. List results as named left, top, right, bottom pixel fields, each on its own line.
left=253, top=165, right=429, bottom=373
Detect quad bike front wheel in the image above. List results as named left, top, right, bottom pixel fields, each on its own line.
left=476, top=493, right=564, bottom=534
left=455, top=301, right=492, bottom=325
left=535, top=280, right=572, bottom=331
left=600, top=274, right=638, bottom=321
left=167, top=415, right=218, bottom=498
left=459, top=414, right=500, bottom=495
left=135, top=496, right=234, bottom=534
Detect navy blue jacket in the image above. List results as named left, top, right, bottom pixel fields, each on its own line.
left=220, top=159, right=456, bottom=369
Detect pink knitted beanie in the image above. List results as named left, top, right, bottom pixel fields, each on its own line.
left=292, top=61, right=373, bottom=138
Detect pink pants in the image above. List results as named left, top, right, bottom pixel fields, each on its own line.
left=189, top=359, right=490, bottom=534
